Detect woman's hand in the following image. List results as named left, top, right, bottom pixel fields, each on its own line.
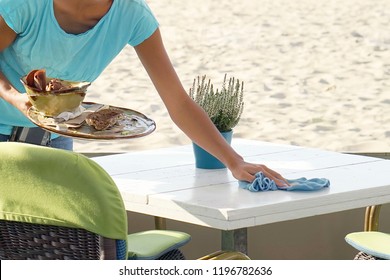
left=0, top=74, right=32, bottom=117
left=228, top=159, right=289, bottom=187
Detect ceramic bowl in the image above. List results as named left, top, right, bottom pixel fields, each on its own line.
left=20, top=76, right=91, bottom=117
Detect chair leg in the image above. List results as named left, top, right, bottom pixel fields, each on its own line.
left=364, top=205, right=382, bottom=231
left=154, top=216, right=167, bottom=230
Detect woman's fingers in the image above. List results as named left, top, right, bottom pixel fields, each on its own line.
left=258, top=164, right=289, bottom=187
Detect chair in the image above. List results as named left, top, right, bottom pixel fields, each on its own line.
left=345, top=205, right=390, bottom=260
left=0, top=142, right=192, bottom=260
left=0, top=142, right=250, bottom=260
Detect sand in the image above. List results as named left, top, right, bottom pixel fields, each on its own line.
left=74, top=0, right=390, bottom=154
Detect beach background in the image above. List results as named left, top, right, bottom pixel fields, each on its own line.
left=74, top=0, right=390, bottom=154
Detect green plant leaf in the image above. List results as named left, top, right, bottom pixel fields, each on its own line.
left=189, top=74, right=244, bottom=132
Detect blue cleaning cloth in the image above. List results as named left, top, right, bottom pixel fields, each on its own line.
left=239, top=172, right=330, bottom=192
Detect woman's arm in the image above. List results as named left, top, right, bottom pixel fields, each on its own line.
left=134, top=28, right=288, bottom=186
left=0, top=16, right=16, bottom=51
left=0, top=16, right=31, bottom=115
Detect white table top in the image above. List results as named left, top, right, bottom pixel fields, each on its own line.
left=92, top=139, right=390, bottom=230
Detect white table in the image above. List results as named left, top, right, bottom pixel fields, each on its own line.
left=92, top=139, right=390, bottom=254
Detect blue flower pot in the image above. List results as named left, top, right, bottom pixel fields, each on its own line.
left=192, top=130, right=233, bottom=169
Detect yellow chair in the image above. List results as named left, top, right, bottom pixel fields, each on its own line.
left=345, top=205, right=390, bottom=260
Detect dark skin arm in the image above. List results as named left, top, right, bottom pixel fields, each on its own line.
left=134, top=28, right=288, bottom=185
left=0, top=16, right=31, bottom=115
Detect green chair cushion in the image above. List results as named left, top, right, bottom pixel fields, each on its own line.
left=0, top=142, right=128, bottom=241
left=345, top=231, right=390, bottom=260
left=127, top=230, right=191, bottom=260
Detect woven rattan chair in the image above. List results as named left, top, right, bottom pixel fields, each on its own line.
left=0, top=142, right=190, bottom=260
left=345, top=205, right=390, bottom=260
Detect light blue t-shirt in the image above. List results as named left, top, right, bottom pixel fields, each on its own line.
left=0, top=0, right=158, bottom=135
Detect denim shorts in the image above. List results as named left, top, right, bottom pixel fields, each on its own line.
left=0, top=133, right=73, bottom=151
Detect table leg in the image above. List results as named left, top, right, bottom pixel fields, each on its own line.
left=154, top=216, right=167, bottom=230
left=221, top=228, right=248, bottom=255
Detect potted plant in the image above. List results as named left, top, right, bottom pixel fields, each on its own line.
left=189, top=74, right=244, bottom=169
